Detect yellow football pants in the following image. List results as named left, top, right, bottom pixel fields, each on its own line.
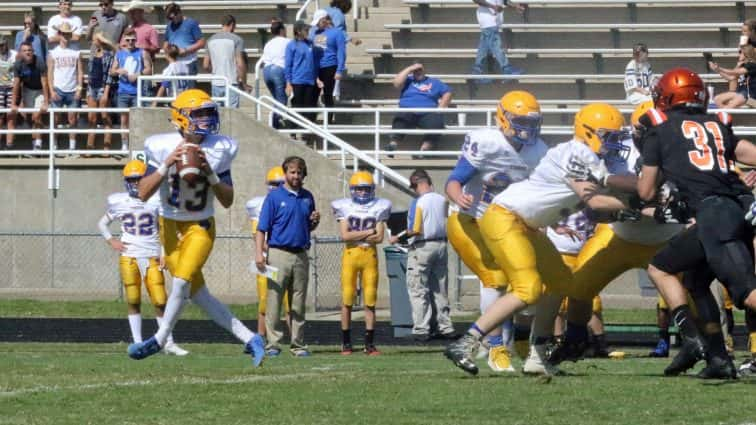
left=341, top=245, right=379, bottom=307
left=557, top=254, right=603, bottom=315
left=257, top=275, right=290, bottom=314
left=160, top=217, right=215, bottom=295
left=479, top=205, right=573, bottom=305
left=570, top=224, right=665, bottom=301
left=120, top=256, right=166, bottom=306
left=448, top=211, right=508, bottom=288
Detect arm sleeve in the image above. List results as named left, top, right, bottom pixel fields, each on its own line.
left=447, top=156, right=478, bottom=185
left=234, top=35, right=243, bottom=54
left=284, top=42, right=294, bottom=83
left=190, top=20, right=203, bottom=40
left=438, top=79, right=451, bottom=96
left=98, top=214, right=114, bottom=240
left=336, top=31, right=346, bottom=74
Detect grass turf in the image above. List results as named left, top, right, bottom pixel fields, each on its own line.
left=1, top=343, right=754, bottom=425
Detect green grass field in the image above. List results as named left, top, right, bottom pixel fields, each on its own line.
left=1, top=343, right=755, bottom=425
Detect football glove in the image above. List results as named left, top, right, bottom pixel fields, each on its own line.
left=745, top=201, right=756, bottom=226
left=565, top=155, right=610, bottom=185
left=614, top=209, right=642, bottom=222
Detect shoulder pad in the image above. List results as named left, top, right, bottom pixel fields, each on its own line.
left=643, top=108, right=668, bottom=127
left=716, top=111, right=733, bottom=127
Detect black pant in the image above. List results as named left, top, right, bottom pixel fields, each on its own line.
left=291, top=83, right=317, bottom=125
left=390, top=112, right=445, bottom=143
left=318, top=65, right=337, bottom=108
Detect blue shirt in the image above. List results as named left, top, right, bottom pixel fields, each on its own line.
left=258, top=186, right=316, bottom=250
left=310, top=27, right=346, bottom=74
left=165, top=17, right=202, bottom=62
left=15, top=32, right=47, bottom=62
left=399, top=75, right=451, bottom=108
left=284, top=39, right=317, bottom=85
left=116, top=48, right=144, bottom=95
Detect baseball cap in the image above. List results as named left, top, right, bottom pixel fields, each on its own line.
left=311, top=9, right=329, bottom=26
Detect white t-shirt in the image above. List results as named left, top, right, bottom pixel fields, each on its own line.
left=624, top=59, right=654, bottom=104
left=47, top=14, right=84, bottom=39
left=50, top=46, right=80, bottom=92
left=408, top=192, right=447, bottom=241
left=160, top=61, right=190, bottom=96
left=332, top=198, right=393, bottom=247
left=476, top=0, right=504, bottom=29
left=106, top=192, right=161, bottom=258
left=261, top=36, right=289, bottom=69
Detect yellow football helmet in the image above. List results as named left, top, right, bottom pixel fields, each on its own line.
left=631, top=100, right=655, bottom=128
left=123, top=160, right=147, bottom=197
left=574, top=103, right=625, bottom=154
left=170, top=89, right=219, bottom=137
left=266, top=166, right=285, bottom=191
left=349, top=171, right=375, bottom=204
left=496, top=90, right=542, bottom=145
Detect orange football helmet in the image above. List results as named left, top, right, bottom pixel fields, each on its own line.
left=652, top=67, right=708, bottom=111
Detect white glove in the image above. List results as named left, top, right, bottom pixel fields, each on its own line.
left=745, top=201, right=756, bottom=226
left=565, top=155, right=610, bottom=185
left=589, top=160, right=610, bottom=186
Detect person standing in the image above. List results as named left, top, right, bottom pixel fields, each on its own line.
left=164, top=2, right=205, bottom=81
left=255, top=156, right=320, bottom=357
left=47, top=0, right=83, bottom=50
left=203, top=15, right=246, bottom=108
left=123, top=0, right=160, bottom=59
left=47, top=22, right=83, bottom=153
left=111, top=28, right=152, bottom=150
left=0, top=36, right=17, bottom=150
left=309, top=10, right=346, bottom=116
left=471, top=0, right=524, bottom=80
left=285, top=21, right=318, bottom=127
left=398, top=169, right=456, bottom=341
left=87, top=0, right=127, bottom=49
left=11, top=42, right=49, bottom=152
left=260, top=19, right=288, bottom=128
left=86, top=32, right=116, bottom=152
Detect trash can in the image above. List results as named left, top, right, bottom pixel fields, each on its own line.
left=384, top=246, right=414, bottom=337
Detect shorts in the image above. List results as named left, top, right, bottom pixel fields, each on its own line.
left=87, top=86, right=107, bottom=102
left=52, top=87, right=79, bottom=108
left=0, top=86, right=11, bottom=109
left=22, top=88, right=45, bottom=108
left=117, top=92, right=138, bottom=108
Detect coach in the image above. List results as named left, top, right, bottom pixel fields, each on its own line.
left=255, top=156, right=320, bottom=357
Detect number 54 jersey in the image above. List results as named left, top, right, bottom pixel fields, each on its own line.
left=331, top=198, right=392, bottom=246
left=106, top=192, right=161, bottom=259
left=144, top=132, right=238, bottom=221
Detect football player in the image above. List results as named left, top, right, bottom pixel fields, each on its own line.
left=331, top=171, right=392, bottom=355
left=98, top=160, right=188, bottom=356
left=445, top=90, right=547, bottom=372
left=444, top=103, right=633, bottom=375
left=246, top=166, right=291, bottom=341
left=126, top=89, right=265, bottom=366
left=639, top=68, right=756, bottom=378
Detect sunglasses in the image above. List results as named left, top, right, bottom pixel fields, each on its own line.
left=124, top=38, right=137, bottom=42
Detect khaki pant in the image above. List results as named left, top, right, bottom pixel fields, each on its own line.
left=265, top=248, right=309, bottom=350
left=406, top=240, right=454, bottom=336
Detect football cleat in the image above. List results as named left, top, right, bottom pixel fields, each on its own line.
left=163, top=342, right=189, bottom=356
left=696, top=355, right=737, bottom=380
left=341, top=343, right=353, bottom=356
left=291, top=347, right=311, bottom=357
left=663, top=336, right=706, bottom=376
left=245, top=334, right=266, bottom=367
left=476, top=338, right=491, bottom=360
left=546, top=337, right=588, bottom=365
left=364, top=345, right=381, bottom=356
left=649, top=339, right=670, bottom=358
left=738, top=359, right=756, bottom=377
left=523, top=344, right=561, bottom=376
left=444, top=334, right=480, bottom=376
left=487, top=345, right=515, bottom=373
left=127, top=336, right=161, bottom=360
left=266, top=347, right=281, bottom=357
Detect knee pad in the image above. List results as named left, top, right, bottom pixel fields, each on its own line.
left=124, top=281, right=141, bottom=305
left=512, top=281, right=543, bottom=306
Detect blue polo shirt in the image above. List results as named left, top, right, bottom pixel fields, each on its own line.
left=258, top=186, right=316, bottom=249
left=399, top=75, right=451, bottom=108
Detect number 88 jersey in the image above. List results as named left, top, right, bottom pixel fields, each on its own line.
left=331, top=197, right=392, bottom=246
left=106, top=192, right=161, bottom=258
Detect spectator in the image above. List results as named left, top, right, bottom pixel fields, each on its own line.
left=260, top=19, right=288, bottom=128
left=255, top=156, right=320, bottom=357
left=624, top=43, right=654, bottom=105
left=388, top=62, right=452, bottom=154
left=203, top=15, right=246, bottom=108
left=710, top=47, right=756, bottom=108
left=47, top=22, right=83, bottom=153
left=152, top=44, right=190, bottom=106
left=0, top=35, right=17, bottom=150
left=471, top=0, right=524, bottom=80
left=325, top=0, right=362, bottom=45
left=14, top=13, right=48, bottom=63
left=122, top=1, right=159, bottom=59
left=47, top=0, right=83, bottom=50
left=87, top=0, right=127, bottom=48
left=163, top=2, right=205, bottom=82
left=391, top=169, right=456, bottom=341
left=11, top=41, right=49, bottom=152
left=310, top=10, right=346, bottom=116
left=86, top=32, right=116, bottom=152
left=285, top=21, right=318, bottom=129
left=111, top=28, right=152, bottom=151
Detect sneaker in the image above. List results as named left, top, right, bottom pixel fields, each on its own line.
left=435, top=331, right=460, bottom=340
left=266, top=347, right=281, bottom=357
left=547, top=337, right=588, bottom=366
left=364, top=345, right=381, bottom=356
left=649, top=339, right=669, bottom=358
left=245, top=334, right=266, bottom=367
left=487, top=345, right=515, bottom=373
left=523, top=344, right=561, bottom=376
left=476, top=339, right=491, bottom=360
left=413, top=333, right=431, bottom=343
left=443, top=333, right=480, bottom=376
left=341, top=343, right=353, bottom=355
left=697, top=355, right=737, bottom=380
left=163, top=342, right=189, bottom=356
left=738, top=358, right=756, bottom=377
left=664, top=336, right=706, bottom=376
left=291, top=347, right=311, bottom=357
left=127, top=336, right=161, bottom=360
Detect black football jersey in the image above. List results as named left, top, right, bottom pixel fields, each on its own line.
left=640, top=108, right=749, bottom=212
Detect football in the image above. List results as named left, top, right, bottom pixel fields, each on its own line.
left=177, top=143, right=202, bottom=185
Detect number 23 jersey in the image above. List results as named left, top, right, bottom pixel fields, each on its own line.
left=106, top=192, right=161, bottom=258
left=331, top=198, right=392, bottom=246
left=144, top=132, right=238, bottom=221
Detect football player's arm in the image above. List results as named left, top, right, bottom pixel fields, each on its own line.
left=734, top=139, right=756, bottom=167
left=365, top=221, right=386, bottom=244
left=568, top=179, right=627, bottom=211
left=197, top=150, right=234, bottom=208
left=139, top=145, right=183, bottom=201
left=338, top=219, right=374, bottom=242
left=446, top=156, right=477, bottom=209
left=604, top=174, right=638, bottom=193
left=637, top=165, right=660, bottom=201
left=98, top=213, right=126, bottom=252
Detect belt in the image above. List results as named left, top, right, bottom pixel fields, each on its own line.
left=271, top=246, right=307, bottom=254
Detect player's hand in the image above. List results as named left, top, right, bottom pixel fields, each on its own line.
left=196, top=149, right=212, bottom=175
left=108, top=238, right=127, bottom=252
left=159, top=256, right=166, bottom=271
left=746, top=201, right=756, bottom=226
left=455, top=193, right=474, bottom=210
left=553, top=225, right=582, bottom=242
left=742, top=170, right=756, bottom=188
left=255, top=252, right=267, bottom=273
left=165, top=144, right=184, bottom=167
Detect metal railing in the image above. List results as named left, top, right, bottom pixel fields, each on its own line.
left=3, top=1, right=299, bottom=8
left=372, top=72, right=724, bottom=82
left=385, top=22, right=743, bottom=31
left=137, top=74, right=231, bottom=106
left=295, top=0, right=359, bottom=28
left=405, top=0, right=752, bottom=4
left=366, top=47, right=740, bottom=56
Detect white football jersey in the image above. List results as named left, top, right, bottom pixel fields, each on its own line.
left=106, top=192, right=161, bottom=258
left=546, top=210, right=596, bottom=255
left=458, top=129, right=547, bottom=219
left=607, top=138, right=684, bottom=245
left=493, top=139, right=599, bottom=229
left=245, top=195, right=266, bottom=222
left=624, top=60, right=654, bottom=104
left=332, top=197, right=392, bottom=246
left=144, top=132, right=238, bottom=221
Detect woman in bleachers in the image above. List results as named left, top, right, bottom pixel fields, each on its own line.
left=624, top=43, right=654, bottom=105
left=285, top=20, right=319, bottom=132
left=86, top=32, right=116, bottom=153
left=309, top=10, right=346, bottom=121
left=325, top=0, right=361, bottom=46
left=710, top=45, right=756, bottom=109
left=262, top=19, right=289, bottom=129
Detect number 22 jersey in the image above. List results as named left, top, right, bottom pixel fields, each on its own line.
left=331, top=198, right=392, bottom=246
left=106, top=192, right=161, bottom=258
left=144, top=132, right=239, bottom=221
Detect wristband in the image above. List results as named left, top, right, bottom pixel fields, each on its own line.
left=602, top=173, right=612, bottom=187
left=101, top=230, right=113, bottom=240
left=157, top=163, right=168, bottom=177
left=207, top=172, right=220, bottom=186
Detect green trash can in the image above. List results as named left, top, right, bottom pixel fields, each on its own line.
left=384, top=246, right=413, bottom=337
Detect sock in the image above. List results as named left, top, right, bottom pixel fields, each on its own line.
left=128, top=313, right=142, bottom=343
left=365, top=329, right=374, bottom=346
left=68, top=139, right=76, bottom=150
left=564, top=321, right=589, bottom=343
left=467, top=323, right=486, bottom=340
left=487, top=334, right=504, bottom=347
left=342, top=329, right=351, bottom=346
left=704, top=330, right=728, bottom=359
left=659, top=328, right=670, bottom=344
left=34, top=139, right=42, bottom=149
left=593, top=334, right=608, bottom=352
left=155, top=277, right=190, bottom=347
left=725, top=308, right=734, bottom=334
left=671, top=305, right=700, bottom=342
left=501, top=318, right=513, bottom=348
left=192, top=286, right=254, bottom=344
left=156, top=316, right=174, bottom=345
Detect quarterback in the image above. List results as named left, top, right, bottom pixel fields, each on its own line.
left=126, top=89, right=265, bottom=366
left=332, top=171, right=392, bottom=355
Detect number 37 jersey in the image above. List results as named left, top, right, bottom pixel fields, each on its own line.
left=331, top=198, right=392, bottom=246
left=144, top=132, right=238, bottom=221
left=106, top=192, right=161, bottom=258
